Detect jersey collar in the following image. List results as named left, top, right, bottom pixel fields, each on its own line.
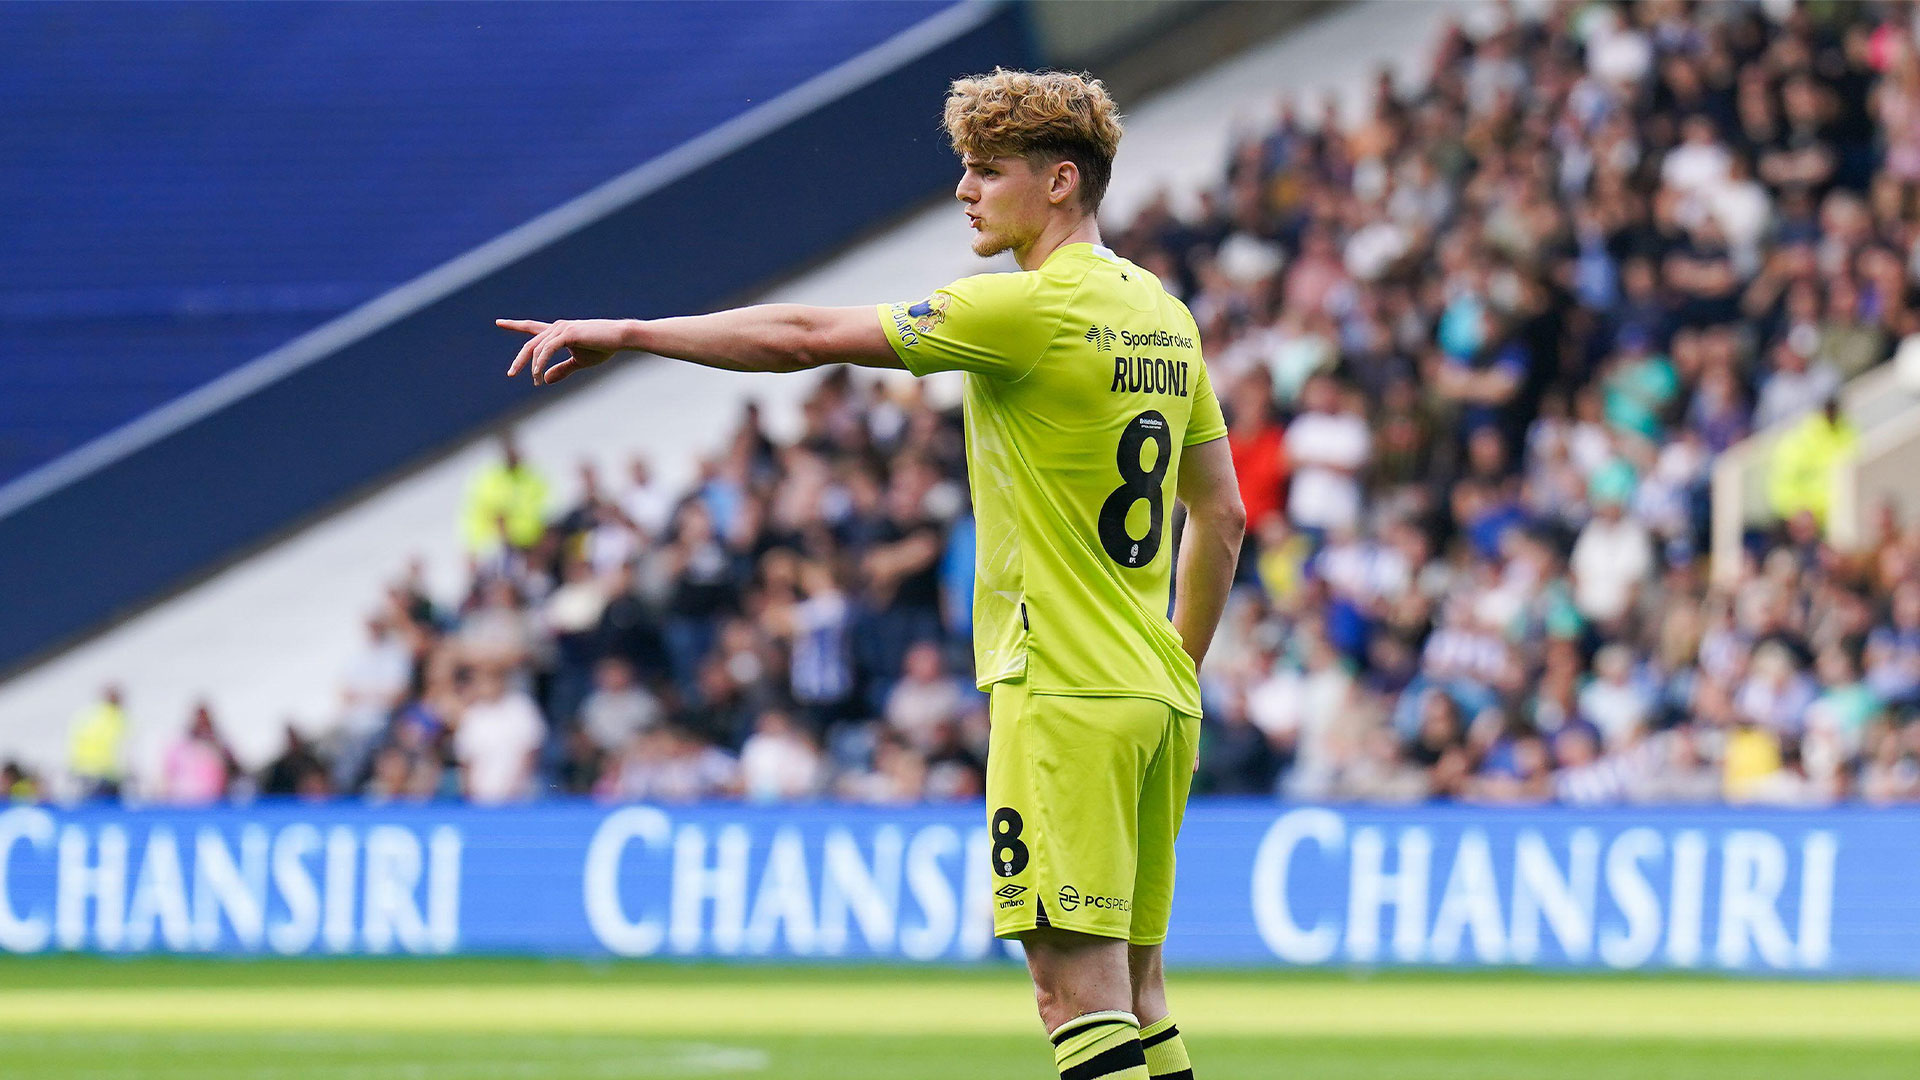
left=1044, top=241, right=1119, bottom=266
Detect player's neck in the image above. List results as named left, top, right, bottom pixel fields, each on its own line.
left=1013, top=216, right=1103, bottom=272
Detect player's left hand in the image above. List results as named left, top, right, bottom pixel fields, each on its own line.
left=497, top=318, right=627, bottom=385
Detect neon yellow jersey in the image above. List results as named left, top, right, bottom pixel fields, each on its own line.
left=877, top=242, right=1227, bottom=716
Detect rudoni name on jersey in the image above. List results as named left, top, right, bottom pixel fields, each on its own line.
left=1108, top=355, right=1190, bottom=397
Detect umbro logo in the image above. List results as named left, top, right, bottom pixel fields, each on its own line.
left=1084, top=325, right=1117, bottom=351
left=994, top=884, right=1028, bottom=899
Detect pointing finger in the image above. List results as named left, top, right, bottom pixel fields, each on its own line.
left=530, top=329, right=568, bottom=385
left=507, top=331, right=542, bottom=377
left=495, top=318, right=546, bottom=335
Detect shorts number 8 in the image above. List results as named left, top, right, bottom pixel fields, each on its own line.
left=991, top=807, right=1029, bottom=878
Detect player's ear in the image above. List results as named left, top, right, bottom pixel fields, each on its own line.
left=1047, top=159, right=1080, bottom=207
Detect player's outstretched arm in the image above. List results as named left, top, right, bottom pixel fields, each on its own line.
left=1171, top=434, right=1245, bottom=669
left=497, top=304, right=902, bottom=385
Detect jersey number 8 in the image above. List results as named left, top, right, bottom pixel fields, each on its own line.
left=1097, top=410, right=1172, bottom=568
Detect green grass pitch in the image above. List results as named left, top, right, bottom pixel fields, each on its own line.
left=3, top=957, right=1917, bottom=1079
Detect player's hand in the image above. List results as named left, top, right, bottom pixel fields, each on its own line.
left=497, top=318, right=627, bottom=385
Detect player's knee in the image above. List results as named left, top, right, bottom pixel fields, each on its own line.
left=1030, top=970, right=1100, bottom=1031
left=1023, top=928, right=1132, bottom=1024
left=1032, top=978, right=1067, bottom=1020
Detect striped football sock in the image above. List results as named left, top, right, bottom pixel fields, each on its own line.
left=1138, top=1015, right=1193, bottom=1079
left=1051, top=1011, right=1149, bottom=1080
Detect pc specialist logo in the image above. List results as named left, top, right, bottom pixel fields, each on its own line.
left=1084, top=325, right=1117, bottom=351
left=1058, top=884, right=1129, bottom=913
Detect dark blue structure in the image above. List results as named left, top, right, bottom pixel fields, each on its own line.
left=0, top=1, right=1031, bottom=674
left=0, top=0, right=945, bottom=485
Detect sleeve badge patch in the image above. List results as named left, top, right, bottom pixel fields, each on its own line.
left=907, top=293, right=950, bottom=334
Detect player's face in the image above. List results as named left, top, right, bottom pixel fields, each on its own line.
left=956, top=154, right=1051, bottom=258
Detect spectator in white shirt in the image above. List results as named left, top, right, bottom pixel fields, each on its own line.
left=339, top=614, right=412, bottom=741
left=458, top=577, right=538, bottom=674
left=1585, top=11, right=1651, bottom=88
left=454, top=666, right=545, bottom=803
left=622, top=455, right=677, bottom=540
left=1662, top=115, right=1731, bottom=198
left=739, top=708, right=824, bottom=802
left=1707, top=154, right=1771, bottom=275
left=885, top=641, right=967, bottom=753
left=1249, top=633, right=1357, bottom=800
left=1578, top=644, right=1652, bottom=749
left=1570, top=464, right=1653, bottom=628
left=1285, top=374, right=1371, bottom=533
left=583, top=501, right=640, bottom=577
left=334, top=614, right=414, bottom=790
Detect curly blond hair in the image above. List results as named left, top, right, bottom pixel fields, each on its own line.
left=944, top=68, right=1123, bottom=211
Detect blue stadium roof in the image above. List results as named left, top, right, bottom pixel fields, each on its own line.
left=0, top=0, right=950, bottom=484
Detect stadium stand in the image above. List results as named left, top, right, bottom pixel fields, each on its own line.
left=8, top=1, right=1920, bottom=811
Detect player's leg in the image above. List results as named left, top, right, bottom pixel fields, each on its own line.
left=1127, top=941, right=1167, bottom=1025
left=1129, top=943, right=1192, bottom=1079
left=1027, top=926, right=1131, bottom=1023
left=985, top=682, right=1161, bottom=1079
left=1128, top=706, right=1201, bottom=1079
left=1024, top=926, right=1147, bottom=1078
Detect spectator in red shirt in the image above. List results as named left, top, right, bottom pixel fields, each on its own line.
left=1227, top=367, right=1289, bottom=552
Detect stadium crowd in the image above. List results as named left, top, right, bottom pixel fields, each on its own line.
left=26, top=0, right=1920, bottom=809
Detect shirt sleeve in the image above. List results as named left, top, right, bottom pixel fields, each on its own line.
left=875, top=271, right=1054, bottom=380
left=1184, top=356, right=1229, bottom=446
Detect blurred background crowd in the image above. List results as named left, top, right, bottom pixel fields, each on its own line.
left=21, top=0, right=1920, bottom=809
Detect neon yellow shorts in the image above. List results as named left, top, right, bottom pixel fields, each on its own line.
left=983, top=679, right=1199, bottom=945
